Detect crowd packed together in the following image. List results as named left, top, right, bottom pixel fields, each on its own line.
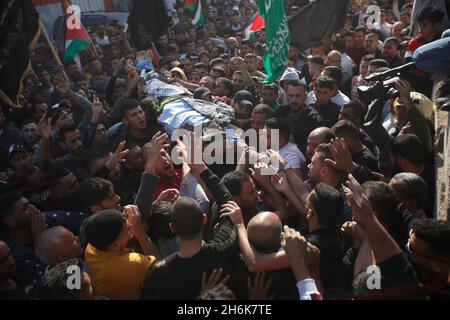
left=1, top=0, right=450, bottom=300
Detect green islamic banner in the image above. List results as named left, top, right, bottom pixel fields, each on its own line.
left=257, top=0, right=290, bottom=83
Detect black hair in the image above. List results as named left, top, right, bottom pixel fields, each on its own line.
left=309, top=55, right=325, bottom=65
left=309, top=183, right=343, bottom=228
left=0, top=191, right=24, bottom=229
left=362, top=181, right=398, bottom=229
left=332, top=120, right=361, bottom=140
left=389, top=134, right=425, bottom=165
left=148, top=201, right=174, bottom=241
left=265, top=117, right=290, bottom=137
left=342, top=101, right=366, bottom=121
left=58, top=124, right=78, bottom=143
left=252, top=104, right=275, bottom=118
left=76, top=178, right=115, bottom=213
left=413, top=219, right=450, bottom=258
left=315, top=76, right=334, bottom=90
left=369, top=59, right=389, bottom=69
left=118, top=98, right=140, bottom=118
left=323, top=66, right=343, bottom=84
left=417, top=6, right=445, bottom=24
left=222, top=171, right=251, bottom=197
left=384, top=37, right=400, bottom=48
left=169, top=197, right=204, bottom=240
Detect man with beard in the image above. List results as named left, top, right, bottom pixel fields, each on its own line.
left=406, top=219, right=450, bottom=299
left=0, top=192, right=47, bottom=287
left=276, top=82, right=324, bottom=154
left=39, top=122, right=91, bottom=182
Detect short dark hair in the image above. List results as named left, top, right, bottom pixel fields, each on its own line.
left=76, top=178, right=114, bottom=213
left=323, top=66, right=343, bottom=84
left=354, top=26, right=367, bottom=34
left=263, top=83, right=279, bottom=93
left=391, top=172, right=428, bottom=208
left=37, top=258, right=86, bottom=300
left=119, top=98, right=140, bottom=118
left=148, top=201, right=174, bottom=241
left=361, top=54, right=375, bottom=63
left=417, top=6, right=445, bottom=24
left=385, top=37, right=400, bottom=48
left=315, top=76, right=334, bottom=90
left=332, top=120, right=361, bottom=140
left=413, top=219, right=450, bottom=258
left=309, top=183, right=343, bottom=228
left=222, top=171, right=251, bottom=197
left=362, top=181, right=398, bottom=229
left=309, top=55, right=325, bottom=65
left=266, top=117, right=290, bottom=137
left=169, top=197, right=204, bottom=240
left=389, top=134, right=425, bottom=165
left=58, top=124, right=78, bottom=143
left=342, top=101, right=365, bottom=120
left=252, top=104, right=275, bottom=118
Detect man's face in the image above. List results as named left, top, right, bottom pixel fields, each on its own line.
left=213, top=79, right=227, bottom=96
left=237, top=179, right=259, bottom=209
left=155, top=148, right=175, bottom=179
left=9, top=197, right=40, bottom=229
left=35, top=103, right=49, bottom=120
left=58, top=229, right=81, bottom=263
left=306, top=135, right=323, bottom=160
left=354, top=31, right=365, bottom=47
left=232, top=73, right=246, bottom=91
left=307, top=153, right=324, bottom=184
left=310, top=46, right=323, bottom=56
left=92, top=75, right=106, bottom=90
left=158, top=35, right=169, bottom=48
left=10, top=151, right=32, bottom=170
left=315, top=87, right=334, bottom=105
left=94, top=124, right=109, bottom=146
left=383, top=41, right=398, bottom=59
left=392, top=22, right=405, bottom=38
left=124, top=106, right=146, bottom=130
left=56, top=109, right=74, bottom=128
left=419, top=20, right=434, bottom=38
left=344, top=35, right=355, bottom=50
left=240, top=44, right=252, bottom=56
left=262, top=88, right=278, bottom=106
left=76, top=80, right=90, bottom=93
left=394, top=103, right=409, bottom=128
left=99, top=185, right=121, bottom=211
left=22, top=123, right=40, bottom=144
left=200, top=77, right=214, bottom=90
left=365, top=36, right=378, bottom=53
left=287, top=85, right=306, bottom=111
left=251, top=113, right=267, bottom=131
left=90, top=60, right=103, bottom=72
left=400, top=13, right=411, bottom=25
left=125, top=145, right=144, bottom=172
left=62, top=130, right=84, bottom=156
left=327, top=54, right=341, bottom=67
left=359, top=60, right=370, bottom=77
left=339, top=106, right=360, bottom=125
left=0, top=242, right=16, bottom=280
left=407, top=232, right=450, bottom=285
left=245, top=57, right=257, bottom=72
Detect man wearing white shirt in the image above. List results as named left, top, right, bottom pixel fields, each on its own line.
left=372, top=9, right=393, bottom=40
left=326, top=50, right=354, bottom=86
left=306, top=66, right=350, bottom=107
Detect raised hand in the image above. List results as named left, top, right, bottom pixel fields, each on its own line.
left=38, top=115, right=52, bottom=141
left=248, top=272, right=276, bottom=300
left=249, top=162, right=270, bottom=186
left=31, top=210, right=47, bottom=241
left=175, top=131, right=205, bottom=174
left=105, top=141, right=129, bottom=170
left=219, top=201, right=244, bottom=226
left=199, top=268, right=230, bottom=297
left=271, top=172, right=290, bottom=194
left=267, top=149, right=286, bottom=170
left=282, top=225, right=307, bottom=264
left=123, top=205, right=143, bottom=236
left=143, top=131, right=170, bottom=174
left=155, top=188, right=179, bottom=203
left=54, top=75, right=74, bottom=98
left=341, top=221, right=368, bottom=245
left=344, top=174, right=376, bottom=226
left=324, top=138, right=358, bottom=173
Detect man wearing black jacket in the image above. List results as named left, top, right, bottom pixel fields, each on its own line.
left=141, top=148, right=249, bottom=299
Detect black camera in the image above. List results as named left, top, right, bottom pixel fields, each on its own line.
left=357, top=62, right=415, bottom=105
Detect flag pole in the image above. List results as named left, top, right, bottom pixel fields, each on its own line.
left=39, top=20, right=70, bottom=83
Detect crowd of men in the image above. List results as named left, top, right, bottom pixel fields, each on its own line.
left=1, top=0, right=450, bottom=300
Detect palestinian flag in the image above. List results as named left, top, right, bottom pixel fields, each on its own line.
left=244, top=12, right=265, bottom=40
left=184, top=0, right=205, bottom=28
left=64, top=5, right=91, bottom=62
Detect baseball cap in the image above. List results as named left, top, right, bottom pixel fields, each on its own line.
left=194, top=87, right=212, bottom=99
left=232, top=90, right=253, bottom=104
left=8, top=144, right=29, bottom=158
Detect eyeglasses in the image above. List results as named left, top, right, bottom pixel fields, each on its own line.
left=405, top=231, right=448, bottom=265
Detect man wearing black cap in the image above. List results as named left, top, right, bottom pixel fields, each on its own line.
left=193, top=87, right=213, bottom=102
left=84, top=205, right=160, bottom=299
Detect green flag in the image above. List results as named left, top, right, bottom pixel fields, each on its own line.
left=258, top=0, right=290, bottom=83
